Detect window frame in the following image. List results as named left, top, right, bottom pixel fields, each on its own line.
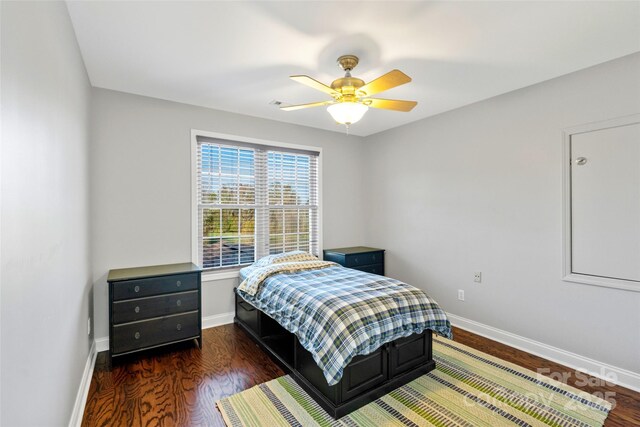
left=191, top=129, right=323, bottom=282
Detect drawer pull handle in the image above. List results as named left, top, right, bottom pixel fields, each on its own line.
left=134, top=332, right=140, bottom=339
left=372, top=255, right=376, bottom=260
left=176, top=299, right=182, bottom=306
left=354, top=257, right=359, bottom=263
left=176, top=324, right=182, bottom=331
left=134, top=306, right=140, bottom=313
left=134, top=285, right=140, bottom=293
left=176, top=280, right=182, bottom=287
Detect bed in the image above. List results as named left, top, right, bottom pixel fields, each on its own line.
left=233, top=252, right=451, bottom=418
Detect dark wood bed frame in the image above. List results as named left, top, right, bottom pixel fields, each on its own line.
left=234, top=289, right=436, bottom=419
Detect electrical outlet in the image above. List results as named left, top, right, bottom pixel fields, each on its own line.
left=457, top=289, right=465, bottom=301
left=87, top=318, right=91, bottom=336
left=474, top=272, right=482, bottom=283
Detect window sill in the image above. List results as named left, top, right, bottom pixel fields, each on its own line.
left=202, top=269, right=240, bottom=283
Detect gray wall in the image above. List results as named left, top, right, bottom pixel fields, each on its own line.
left=90, top=88, right=367, bottom=339
left=363, top=53, right=640, bottom=373
left=1, top=2, right=93, bottom=426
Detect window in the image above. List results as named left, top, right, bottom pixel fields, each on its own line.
left=193, top=133, right=320, bottom=271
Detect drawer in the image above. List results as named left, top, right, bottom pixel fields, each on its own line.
left=343, top=251, right=383, bottom=268
left=112, top=291, right=198, bottom=324
left=235, top=294, right=259, bottom=334
left=112, top=311, right=199, bottom=355
left=112, top=273, right=197, bottom=301
left=341, top=347, right=388, bottom=401
left=352, top=263, right=384, bottom=275
left=389, top=331, right=431, bottom=378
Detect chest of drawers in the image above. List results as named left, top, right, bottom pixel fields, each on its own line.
left=107, top=262, right=202, bottom=358
left=323, top=246, right=385, bottom=275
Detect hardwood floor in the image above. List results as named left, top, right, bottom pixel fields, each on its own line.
left=82, top=324, right=640, bottom=426
left=82, top=325, right=284, bottom=426
left=451, top=327, right=640, bottom=427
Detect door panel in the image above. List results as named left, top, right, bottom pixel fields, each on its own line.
left=571, top=123, right=640, bottom=282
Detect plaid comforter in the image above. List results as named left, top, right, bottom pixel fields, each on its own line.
left=237, top=263, right=451, bottom=386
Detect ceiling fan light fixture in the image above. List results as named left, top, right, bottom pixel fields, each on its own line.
left=327, top=102, right=368, bottom=125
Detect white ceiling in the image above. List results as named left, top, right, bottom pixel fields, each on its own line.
left=67, top=1, right=640, bottom=137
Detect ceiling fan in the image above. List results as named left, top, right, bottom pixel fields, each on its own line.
left=281, top=55, right=417, bottom=128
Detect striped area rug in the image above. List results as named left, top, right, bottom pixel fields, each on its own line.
left=216, top=336, right=612, bottom=426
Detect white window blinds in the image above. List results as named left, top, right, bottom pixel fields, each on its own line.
left=196, top=136, right=319, bottom=270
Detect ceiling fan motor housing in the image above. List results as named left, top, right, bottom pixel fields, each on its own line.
left=331, top=76, right=365, bottom=98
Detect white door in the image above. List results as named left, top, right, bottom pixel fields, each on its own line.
left=571, top=122, right=640, bottom=282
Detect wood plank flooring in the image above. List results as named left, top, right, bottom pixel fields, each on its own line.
left=82, top=325, right=639, bottom=426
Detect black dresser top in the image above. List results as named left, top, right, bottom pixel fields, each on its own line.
left=107, top=262, right=202, bottom=282
left=323, top=246, right=384, bottom=255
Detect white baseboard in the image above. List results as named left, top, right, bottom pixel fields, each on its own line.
left=93, top=311, right=235, bottom=353
left=202, top=311, right=235, bottom=329
left=446, top=312, right=640, bottom=393
left=95, top=336, right=109, bottom=353
left=68, top=340, right=97, bottom=427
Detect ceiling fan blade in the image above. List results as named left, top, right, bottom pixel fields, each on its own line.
left=365, top=98, right=417, bottom=112
left=358, top=70, right=412, bottom=97
left=280, top=100, right=335, bottom=111
left=290, top=75, right=339, bottom=96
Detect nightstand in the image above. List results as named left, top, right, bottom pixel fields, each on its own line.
left=323, top=246, right=385, bottom=275
left=107, top=262, right=202, bottom=358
